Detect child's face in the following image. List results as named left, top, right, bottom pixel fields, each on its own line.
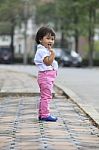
left=40, top=33, right=55, bottom=49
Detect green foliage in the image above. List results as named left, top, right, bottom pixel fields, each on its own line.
left=35, top=2, right=56, bottom=25
left=35, top=0, right=99, bottom=65
left=0, top=0, right=35, bottom=34
left=35, top=0, right=99, bottom=37
left=94, top=41, right=99, bottom=52
left=0, top=0, right=21, bottom=21
left=0, top=22, right=12, bottom=34
left=0, top=1, right=23, bottom=35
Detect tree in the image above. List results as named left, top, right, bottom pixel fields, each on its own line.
left=0, top=0, right=35, bottom=64
left=35, top=1, right=56, bottom=25
left=0, top=0, right=24, bottom=60
left=86, top=1, right=99, bottom=66
left=54, top=0, right=99, bottom=66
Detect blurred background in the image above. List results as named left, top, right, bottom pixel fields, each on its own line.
left=0, top=0, right=99, bottom=67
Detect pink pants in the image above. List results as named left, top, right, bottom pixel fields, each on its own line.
left=37, top=70, right=57, bottom=118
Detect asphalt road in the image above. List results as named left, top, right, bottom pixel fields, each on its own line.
left=56, top=67, right=99, bottom=113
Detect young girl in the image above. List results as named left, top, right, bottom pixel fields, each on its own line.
left=34, top=26, right=58, bottom=122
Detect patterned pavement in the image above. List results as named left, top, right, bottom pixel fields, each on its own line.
left=0, top=70, right=99, bottom=150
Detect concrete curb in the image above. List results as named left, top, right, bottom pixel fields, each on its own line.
left=0, top=92, right=40, bottom=97
left=55, top=82, right=99, bottom=129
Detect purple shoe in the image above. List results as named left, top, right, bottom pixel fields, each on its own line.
left=39, top=115, right=58, bottom=122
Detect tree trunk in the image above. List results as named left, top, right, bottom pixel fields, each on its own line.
left=10, top=24, right=15, bottom=62
left=60, top=31, right=65, bottom=49
left=74, top=13, right=79, bottom=53
left=88, top=7, right=95, bottom=67
left=23, top=20, right=28, bottom=65
left=75, top=29, right=79, bottom=53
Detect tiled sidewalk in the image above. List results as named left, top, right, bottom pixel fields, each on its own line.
left=0, top=95, right=99, bottom=150
left=0, top=69, right=99, bottom=150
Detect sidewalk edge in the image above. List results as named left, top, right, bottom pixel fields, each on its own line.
left=55, top=83, right=99, bottom=129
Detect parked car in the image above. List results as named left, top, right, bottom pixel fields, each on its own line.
left=0, top=47, right=13, bottom=63
left=60, top=50, right=82, bottom=67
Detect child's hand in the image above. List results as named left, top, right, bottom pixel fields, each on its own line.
left=43, top=44, right=55, bottom=65
left=48, top=44, right=54, bottom=53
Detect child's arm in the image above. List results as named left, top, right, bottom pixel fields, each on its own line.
left=43, top=46, right=55, bottom=66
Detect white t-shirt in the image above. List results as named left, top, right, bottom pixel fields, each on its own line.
left=34, top=44, right=58, bottom=71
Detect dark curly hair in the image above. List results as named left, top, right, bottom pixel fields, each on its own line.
left=35, top=26, right=55, bottom=44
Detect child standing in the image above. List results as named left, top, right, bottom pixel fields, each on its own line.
left=34, top=26, right=58, bottom=122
